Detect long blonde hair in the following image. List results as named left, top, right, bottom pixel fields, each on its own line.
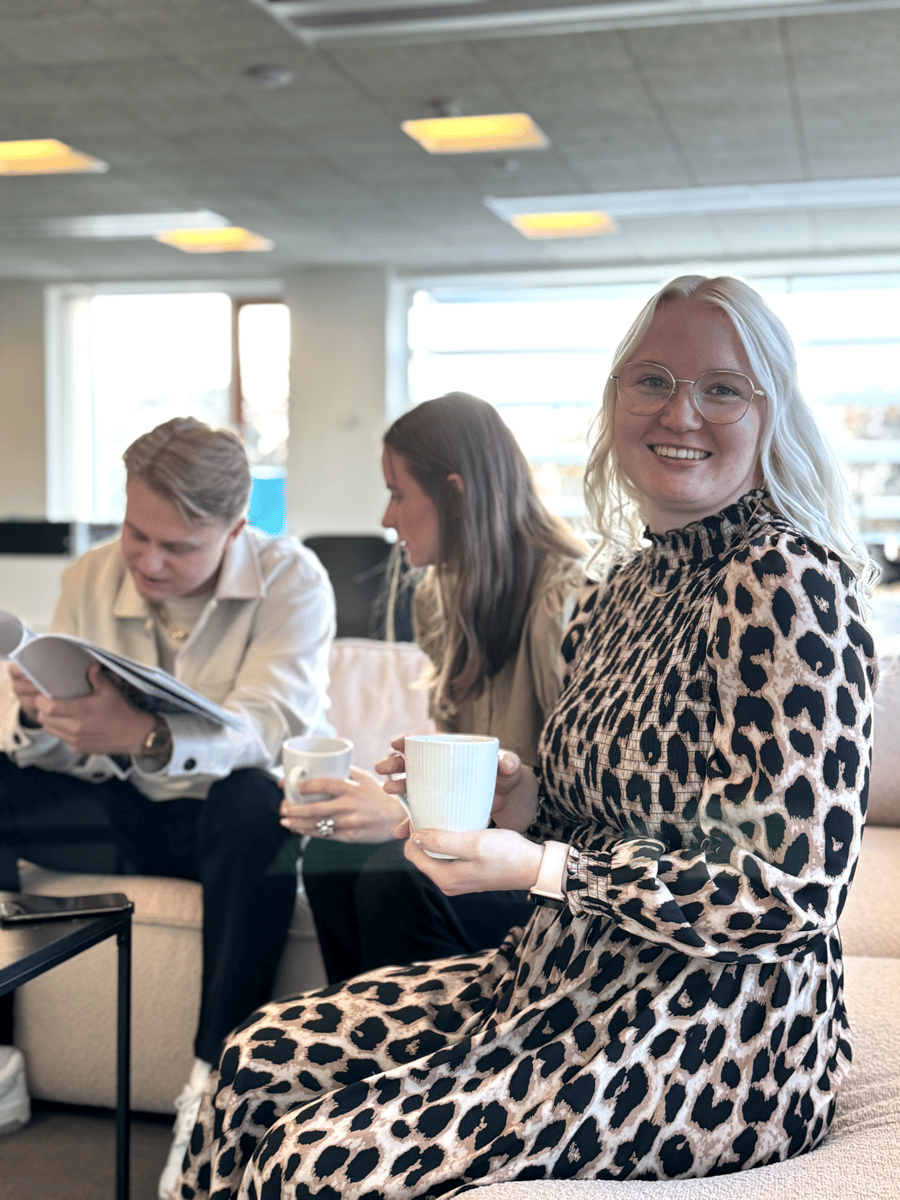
left=384, top=393, right=583, bottom=714
left=583, top=275, right=877, bottom=601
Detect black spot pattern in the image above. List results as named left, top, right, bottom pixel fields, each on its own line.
left=176, top=493, right=875, bottom=1200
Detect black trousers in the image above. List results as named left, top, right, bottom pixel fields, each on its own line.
left=302, top=836, right=534, bottom=985
left=0, top=754, right=299, bottom=1065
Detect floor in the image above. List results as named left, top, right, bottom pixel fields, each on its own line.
left=0, top=1101, right=172, bottom=1200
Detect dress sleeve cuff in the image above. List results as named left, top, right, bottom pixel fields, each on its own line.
left=565, top=844, right=614, bottom=918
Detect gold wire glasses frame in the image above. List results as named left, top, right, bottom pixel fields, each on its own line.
left=611, top=361, right=766, bottom=426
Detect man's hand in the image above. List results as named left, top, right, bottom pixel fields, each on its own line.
left=34, top=663, right=156, bottom=757
left=8, top=663, right=43, bottom=725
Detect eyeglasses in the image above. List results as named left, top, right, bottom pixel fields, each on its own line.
left=611, top=361, right=766, bottom=426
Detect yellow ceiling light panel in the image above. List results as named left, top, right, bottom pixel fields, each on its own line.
left=155, top=227, right=273, bottom=253
left=510, top=211, right=618, bottom=239
left=0, top=139, right=108, bottom=175
left=401, top=113, right=548, bottom=154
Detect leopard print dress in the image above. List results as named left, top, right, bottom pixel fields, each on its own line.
left=176, top=492, right=877, bottom=1200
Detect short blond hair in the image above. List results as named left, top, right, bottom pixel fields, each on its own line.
left=123, top=417, right=251, bottom=524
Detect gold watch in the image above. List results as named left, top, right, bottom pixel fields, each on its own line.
left=141, top=715, right=172, bottom=762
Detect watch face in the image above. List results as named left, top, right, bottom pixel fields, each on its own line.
left=144, top=719, right=170, bottom=755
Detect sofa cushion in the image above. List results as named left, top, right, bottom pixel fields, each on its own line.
left=326, top=637, right=433, bottom=771
left=837, top=827, right=900, bottom=958
left=869, top=653, right=900, bottom=827
left=17, top=863, right=317, bottom=938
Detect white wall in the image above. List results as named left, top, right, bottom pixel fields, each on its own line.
left=0, top=270, right=403, bottom=624
left=0, top=282, right=47, bottom=517
left=0, top=282, right=73, bottom=629
left=283, top=267, right=399, bottom=540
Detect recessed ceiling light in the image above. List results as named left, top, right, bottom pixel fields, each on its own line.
left=0, top=139, right=107, bottom=176
left=155, top=227, right=273, bottom=253
left=510, top=211, right=617, bottom=239
left=401, top=113, right=548, bottom=155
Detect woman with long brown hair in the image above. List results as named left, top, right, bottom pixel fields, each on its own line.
left=287, top=391, right=585, bottom=982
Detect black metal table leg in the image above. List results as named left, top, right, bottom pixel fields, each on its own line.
left=116, top=920, right=132, bottom=1200
left=1, top=896, right=135, bottom=1200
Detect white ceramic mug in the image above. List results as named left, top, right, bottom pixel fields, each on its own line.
left=398, top=733, right=500, bottom=859
left=283, top=735, right=353, bottom=803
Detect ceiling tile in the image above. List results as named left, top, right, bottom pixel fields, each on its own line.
left=623, top=18, right=784, bottom=67
left=785, top=10, right=900, bottom=58
left=0, top=2, right=895, bottom=278
left=62, top=57, right=226, bottom=102
left=0, top=64, right=90, bottom=105
left=326, top=41, right=492, bottom=91
left=325, top=148, right=455, bottom=189
left=0, top=11, right=154, bottom=63
left=566, top=154, right=692, bottom=192
left=128, top=95, right=266, bottom=137
left=119, top=2, right=289, bottom=57
left=467, top=29, right=628, bottom=79
left=0, top=173, right=158, bottom=218
left=0, top=0, right=93, bottom=13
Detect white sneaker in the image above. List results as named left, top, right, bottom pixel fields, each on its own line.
left=157, top=1061, right=211, bottom=1200
left=0, top=1046, right=30, bottom=1136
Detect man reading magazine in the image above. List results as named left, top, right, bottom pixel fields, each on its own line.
left=0, top=417, right=335, bottom=1200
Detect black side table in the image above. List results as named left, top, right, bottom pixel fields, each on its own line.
left=0, top=895, right=134, bottom=1200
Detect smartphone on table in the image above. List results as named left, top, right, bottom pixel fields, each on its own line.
left=0, top=893, right=131, bottom=924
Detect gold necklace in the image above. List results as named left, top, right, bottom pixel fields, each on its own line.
left=642, top=572, right=687, bottom=599
left=153, top=603, right=189, bottom=642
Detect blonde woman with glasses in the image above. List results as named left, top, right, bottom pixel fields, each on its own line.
left=177, top=278, right=877, bottom=1199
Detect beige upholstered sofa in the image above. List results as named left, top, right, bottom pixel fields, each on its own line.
left=9, top=638, right=434, bottom=1114
left=7, top=644, right=900, bottom=1198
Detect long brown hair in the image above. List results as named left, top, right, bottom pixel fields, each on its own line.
left=384, top=392, right=583, bottom=712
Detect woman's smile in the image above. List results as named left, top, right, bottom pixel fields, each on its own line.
left=614, top=299, right=765, bottom=533
left=648, top=444, right=712, bottom=461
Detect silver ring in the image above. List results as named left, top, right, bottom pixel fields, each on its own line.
left=315, top=818, right=336, bottom=838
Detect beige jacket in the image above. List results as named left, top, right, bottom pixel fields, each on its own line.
left=1, top=529, right=336, bottom=800
left=413, top=556, right=583, bottom=767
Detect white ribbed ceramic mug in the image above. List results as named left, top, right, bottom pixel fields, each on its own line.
left=399, top=734, right=500, bottom=859
left=283, top=735, right=353, bottom=803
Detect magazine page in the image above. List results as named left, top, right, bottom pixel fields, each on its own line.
left=10, top=636, right=95, bottom=698
left=12, top=634, right=245, bottom=731
left=0, top=610, right=35, bottom=659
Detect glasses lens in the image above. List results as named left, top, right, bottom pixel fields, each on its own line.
left=616, top=362, right=675, bottom=413
left=694, top=371, right=753, bottom=424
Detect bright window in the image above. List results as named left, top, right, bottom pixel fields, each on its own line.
left=408, top=274, right=900, bottom=559
left=49, top=289, right=289, bottom=534
left=408, top=285, right=650, bottom=526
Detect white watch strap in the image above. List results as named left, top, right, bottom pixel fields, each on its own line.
left=531, top=840, right=570, bottom=900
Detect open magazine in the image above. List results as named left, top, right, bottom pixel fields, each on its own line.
left=0, top=610, right=245, bottom=731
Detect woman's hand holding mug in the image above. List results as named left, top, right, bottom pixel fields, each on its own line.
left=375, top=734, right=542, bottom=894
left=279, top=767, right=407, bottom=843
